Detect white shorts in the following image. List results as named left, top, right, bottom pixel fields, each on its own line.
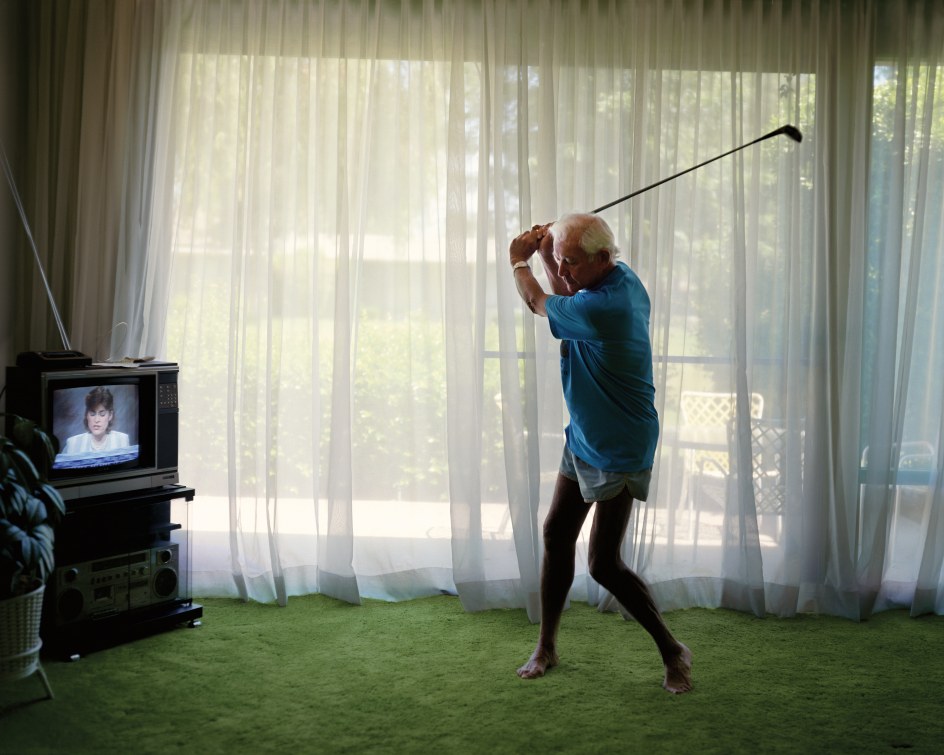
left=559, top=445, right=652, bottom=503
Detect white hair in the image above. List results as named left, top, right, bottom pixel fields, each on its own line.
left=550, top=213, right=620, bottom=259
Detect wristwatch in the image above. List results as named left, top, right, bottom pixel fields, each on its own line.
left=512, top=260, right=530, bottom=273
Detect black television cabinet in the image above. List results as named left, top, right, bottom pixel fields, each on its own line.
left=42, top=484, right=202, bottom=659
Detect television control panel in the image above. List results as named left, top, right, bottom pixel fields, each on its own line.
left=158, top=381, right=178, bottom=410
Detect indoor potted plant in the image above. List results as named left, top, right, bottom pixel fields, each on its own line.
left=0, top=414, right=65, bottom=700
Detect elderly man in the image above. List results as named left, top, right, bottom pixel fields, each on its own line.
left=509, top=212, right=692, bottom=694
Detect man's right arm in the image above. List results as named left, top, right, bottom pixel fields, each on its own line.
left=509, top=223, right=576, bottom=318
left=535, top=229, right=575, bottom=296
left=510, top=227, right=550, bottom=317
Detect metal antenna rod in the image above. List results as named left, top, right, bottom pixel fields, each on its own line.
left=591, top=124, right=802, bottom=215
left=1, top=138, right=73, bottom=351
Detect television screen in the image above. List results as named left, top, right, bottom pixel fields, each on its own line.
left=51, top=384, right=141, bottom=470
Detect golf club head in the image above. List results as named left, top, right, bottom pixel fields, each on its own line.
left=775, top=124, right=803, bottom=143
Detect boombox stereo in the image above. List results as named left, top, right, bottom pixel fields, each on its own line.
left=53, top=544, right=180, bottom=626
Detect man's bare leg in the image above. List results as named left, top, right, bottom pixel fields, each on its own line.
left=517, top=474, right=591, bottom=679
left=588, top=490, right=693, bottom=694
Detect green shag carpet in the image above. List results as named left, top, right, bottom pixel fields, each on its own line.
left=1, top=596, right=942, bottom=754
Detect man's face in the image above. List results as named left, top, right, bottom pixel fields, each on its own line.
left=552, top=236, right=612, bottom=293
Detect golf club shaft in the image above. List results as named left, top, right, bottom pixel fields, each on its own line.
left=590, top=125, right=801, bottom=215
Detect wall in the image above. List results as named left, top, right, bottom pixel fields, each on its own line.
left=0, top=0, right=25, bottom=385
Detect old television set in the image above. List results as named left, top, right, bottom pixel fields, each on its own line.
left=5, top=362, right=179, bottom=501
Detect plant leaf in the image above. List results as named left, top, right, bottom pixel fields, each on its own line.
left=38, top=482, right=66, bottom=523
left=5, top=447, right=41, bottom=491
left=0, top=518, right=27, bottom=550
left=10, top=416, right=37, bottom=445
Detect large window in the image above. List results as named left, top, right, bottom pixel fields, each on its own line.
left=101, top=0, right=940, bottom=617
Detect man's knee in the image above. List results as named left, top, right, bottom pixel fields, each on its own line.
left=587, top=553, right=623, bottom=586
left=543, top=516, right=572, bottom=554
left=542, top=476, right=589, bottom=552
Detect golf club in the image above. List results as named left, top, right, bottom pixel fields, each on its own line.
left=590, top=124, right=802, bottom=215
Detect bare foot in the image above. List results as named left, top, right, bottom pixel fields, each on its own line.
left=663, top=643, right=693, bottom=694
left=516, top=646, right=559, bottom=679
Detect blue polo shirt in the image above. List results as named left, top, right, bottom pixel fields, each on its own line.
left=544, top=262, right=659, bottom=473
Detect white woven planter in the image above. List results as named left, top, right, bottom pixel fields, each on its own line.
left=0, top=584, right=53, bottom=699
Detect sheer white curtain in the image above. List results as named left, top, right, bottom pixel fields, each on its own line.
left=862, top=4, right=944, bottom=617
left=15, top=1, right=167, bottom=358
left=52, top=0, right=939, bottom=618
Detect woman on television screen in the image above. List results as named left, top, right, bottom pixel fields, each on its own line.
left=61, top=386, right=130, bottom=454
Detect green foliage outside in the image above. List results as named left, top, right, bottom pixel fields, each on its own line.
left=166, top=259, right=513, bottom=502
